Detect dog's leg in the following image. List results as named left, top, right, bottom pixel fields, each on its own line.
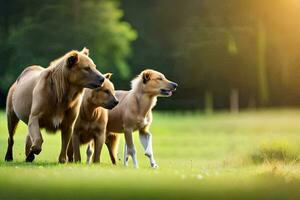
left=93, top=131, right=106, bottom=163
left=139, top=131, right=158, bottom=168
left=59, top=126, right=73, bottom=163
left=106, top=132, right=120, bottom=165
left=124, top=129, right=138, bottom=168
left=60, top=110, right=78, bottom=163
left=72, top=133, right=81, bottom=163
left=123, top=144, right=128, bottom=166
left=5, top=84, right=19, bottom=162
left=5, top=109, right=19, bottom=162
left=67, top=137, right=74, bottom=162
left=25, top=133, right=32, bottom=157
left=26, top=114, right=43, bottom=162
left=86, top=142, right=94, bottom=164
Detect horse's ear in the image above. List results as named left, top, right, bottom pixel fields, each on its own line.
left=67, top=51, right=79, bottom=67
left=142, top=71, right=151, bottom=84
left=81, top=47, right=89, bottom=56
left=104, top=73, right=113, bottom=80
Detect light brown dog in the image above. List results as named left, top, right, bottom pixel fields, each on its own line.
left=93, top=69, right=178, bottom=168
left=5, top=48, right=105, bottom=163
left=67, top=74, right=118, bottom=163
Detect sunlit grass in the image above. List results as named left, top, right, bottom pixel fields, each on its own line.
left=0, top=109, right=299, bottom=200
left=251, top=140, right=300, bottom=164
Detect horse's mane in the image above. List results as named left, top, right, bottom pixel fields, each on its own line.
left=49, top=51, right=76, bottom=103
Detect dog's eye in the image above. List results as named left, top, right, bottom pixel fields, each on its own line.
left=157, top=77, right=163, bottom=81
left=83, top=67, right=90, bottom=71
left=105, top=90, right=110, bottom=94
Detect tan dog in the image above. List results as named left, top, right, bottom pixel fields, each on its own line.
left=67, top=74, right=118, bottom=163
left=94, top=69, right=178, bottom=168
left=5, top=48, right=105, bottom=163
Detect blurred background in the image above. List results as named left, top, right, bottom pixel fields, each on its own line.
left=1, top=0, right=300, bottom=111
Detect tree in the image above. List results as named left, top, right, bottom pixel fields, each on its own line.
left=0, top=0, right=137, bottom=91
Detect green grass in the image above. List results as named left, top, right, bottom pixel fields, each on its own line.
left=251, top=140, right=300, bottom=164
left=0, top=109, right=300, bottom=200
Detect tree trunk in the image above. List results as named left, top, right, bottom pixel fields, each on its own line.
left=257, top=20, right=269, bottom=106
left=204, top=91, right=213, bottom=115
left=230, top=89, right=239, bottom=114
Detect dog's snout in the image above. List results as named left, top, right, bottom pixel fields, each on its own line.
left=170, top=82, right=178, bottom=89
left=98, top=76, right=105, bottom=84
left=93, top=75, right=105, bottom=87
left=114, top=100, right=119, bottom=106
left=92, top=69, right=105, bottom=86
left=106, top=99, right=119, bottom=110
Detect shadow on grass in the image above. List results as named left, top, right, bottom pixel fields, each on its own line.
left=0, top=161, right=62, bottom=167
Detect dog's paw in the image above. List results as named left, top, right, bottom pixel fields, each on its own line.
left=133, top=164, right=139, bottom=169
left=124, top=161, right=129, bottom=167
left=4, top=153, right=13, bottom=162
left=30, top=146, right=42, bottom=155
left=58, top=157, right=67, bottom=164
left=151, top=163, right=159, bottom=169
left=26, top=152, right=35, bottom=162
left=124, top=156, right=129, bottom=166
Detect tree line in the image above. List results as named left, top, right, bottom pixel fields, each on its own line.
left=1, top=0, right=300, bottom=110
left=122, top=0, right=300, bottom=110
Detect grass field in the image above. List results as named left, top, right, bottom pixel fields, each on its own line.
left=0, top=109, right=300, bottom=200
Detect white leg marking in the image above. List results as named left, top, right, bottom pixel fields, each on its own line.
left=139, top=132, right=158, bottom=168
left=123, top=144, right=129, bottom=166
left=86, top=144, right=94, bottom=164
left=128, top=145, right=138, bottom=168
left=124, top=143, right=139, bottom=168
left=124, top=130, right=139, bottom=168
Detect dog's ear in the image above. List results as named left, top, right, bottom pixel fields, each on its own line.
left=67, top=51, right=79, bottom=67
left=81, top=47, right=89, bottom=56
left=104, top=73, right=113, bottom=80
left=142, top=71, right=151, bottom=84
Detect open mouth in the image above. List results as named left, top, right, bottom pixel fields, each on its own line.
left=160, top=89, right=174, bottom=97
